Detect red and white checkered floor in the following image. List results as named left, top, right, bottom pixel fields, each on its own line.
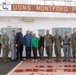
left=7, top=58, right=76, bottom=75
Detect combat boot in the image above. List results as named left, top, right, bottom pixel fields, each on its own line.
left=73, top=58, right=75, bottom=62
left=3, top=59, right=7, bottom=62
left=56, top=58, right=61, bottom=62
left=46, top=59, right=52, bottom=63
left=75, top=58, right=76, bottom=62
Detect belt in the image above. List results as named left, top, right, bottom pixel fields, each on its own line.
left=63, top=44, right=70, bottom=45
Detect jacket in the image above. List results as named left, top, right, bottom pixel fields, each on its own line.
left=15, top=32, right=24, bottom=44
left=38, top=36, right=44, bottom=49
left=24, top=34, right=32, bottom=47
left=31, top=37, right=38, bottom=48
left=1, top=35, right=9, bottom=46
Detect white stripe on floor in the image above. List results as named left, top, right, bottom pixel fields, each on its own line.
left=7, top=61, right=23, bottom=75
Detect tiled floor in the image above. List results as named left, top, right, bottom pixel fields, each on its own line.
left=8, top=59, right=76, bottom=75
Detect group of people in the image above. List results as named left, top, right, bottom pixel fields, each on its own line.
left=1, top=28, right=76, bottom=63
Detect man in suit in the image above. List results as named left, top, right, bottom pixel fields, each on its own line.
left=15, top=28, right=24, bottom=61
left=38, top=32, right=44, bottom=60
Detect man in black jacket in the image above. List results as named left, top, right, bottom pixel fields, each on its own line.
left=15, top=28, right=24, bottom=61
left=38, top=32, right=44, bottom=60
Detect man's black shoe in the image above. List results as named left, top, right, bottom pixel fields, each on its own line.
left=63, top=59, right=67, bottom=62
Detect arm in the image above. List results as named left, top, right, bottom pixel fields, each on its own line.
left=31, top=38, right=33, bottom=48
left=51, top=35, right=54, bottom=44
left=15, top=33, right=18, bottom=44
left=10, top=36, right=15, bottom=45
left=70, top=34, right=73, bottom=44
left=15, top=33, right=18, bottom=47
left=60, top=35, right=62, bottom=44
left=1, top=35, right=4, bottom=47
left=41, top=37, right=44, bottom=48
left=36, top=38, right=39, bottom=48
left=23, top=36, right=26, bottom=46
left=1, top=35, right=4, bottom=45
left=69, top=37, right=71, bottom=47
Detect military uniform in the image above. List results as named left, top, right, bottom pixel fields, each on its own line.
left=71, top=33, right=76, bottom=62
left=0, top=35, right=1, bottom=54
left=1, top=35, right=9, bottom=61
left=54, top=34, right=62, bottom=62
left=45, top=34, right=53, bottom=62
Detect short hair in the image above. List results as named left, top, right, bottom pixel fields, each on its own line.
left=4, top=30, right=7, bottom=32
left=38, top=32, right=42, bottom=35
left=73, top=28, right=76, bottom=30
left=27, top=30, right=29, bottom=31
left=12, top=30, right=15, bottom=33
left=19, top=28, right=22, bottom=30
left=65, top=31, right=68, bottom=33
left=55, top=29, right=58, bottom=31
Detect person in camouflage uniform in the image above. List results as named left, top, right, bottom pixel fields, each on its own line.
left=54, top=29, right=62, bottom=62
left=0, top=34, right=1, bottom=54
left=1, top=30, right=9, bottom=62
left=71, top=28, right=76, bottom=62
left=45, top=30, right=53, bottom=63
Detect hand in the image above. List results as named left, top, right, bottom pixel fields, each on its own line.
left=2, top=45, right=4, bottom=48
left=70, top=44, right=72, bottom=48
left=15, top=44, right=18, bottom=47
left=41, top=47, right=43, bottom=50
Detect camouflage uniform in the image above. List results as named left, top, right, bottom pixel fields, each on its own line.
left=0, top=35, right=1, bottom=54
left=71, top=33, right=76, bottom=62
left=54, top=34, right=62, bottom=62
left=45, top=34, right=53, bottom=62
left=1, top=35, right=9, bottom=61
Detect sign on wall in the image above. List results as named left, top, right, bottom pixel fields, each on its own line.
left=11, top=4, right=76, bottom=13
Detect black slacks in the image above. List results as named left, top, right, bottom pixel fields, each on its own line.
left=16, top=44, right=23, bottom=60
left=32, top=47, right=37, bottom=59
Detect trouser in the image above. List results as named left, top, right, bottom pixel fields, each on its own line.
left=72, top=46, right=76, bottom=60
left=0, top=43, right=1, bottom=54
left=46, top=46, right=53, bottom=59
left=54, top=45, right=61, bottom=60
left=16, top=44, right=23, bottom=60
left=2, top=46, right=9, bottom=60
left=32, top=47, right=37, bottom=59
left=11, top=44, right=16, bottom=60
left=63, top=45, right=71, bottom=60
left=26, top=47, right=31, bottom=59
left=39, top=49, right=44, bottom=59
